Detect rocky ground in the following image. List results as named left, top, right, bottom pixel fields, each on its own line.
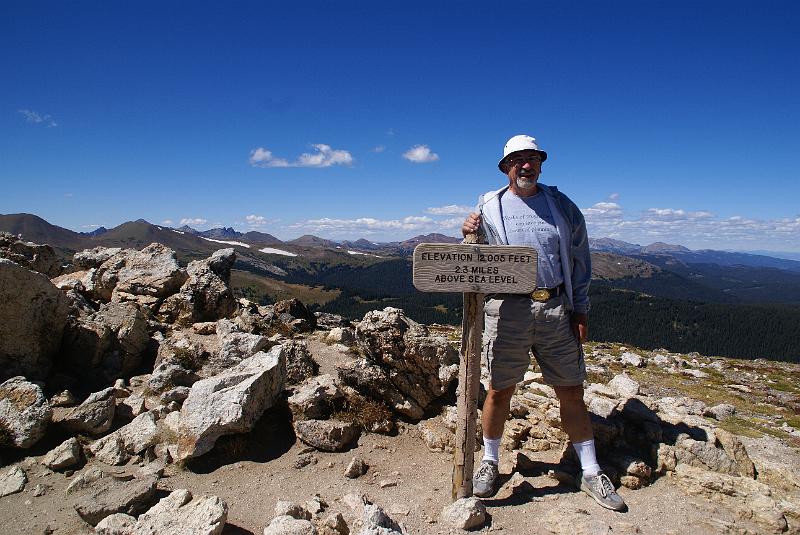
left=1, top=233, right=799, bottom=535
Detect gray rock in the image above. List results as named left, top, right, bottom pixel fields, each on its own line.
left=288, top=375, right=344, bottom=420
left=705, top=403, right=736, bottom=420
left=42, top=437, right=82, bottom=470
left=608, top=373, right=640, bottom=398
left=264, top=515, right=318, bottom=535
left=50, top=389, right=79, bottom=408
left=620, top=351, right=645, bottom=367
left=326, top=327, right=354, bottom=345
left=440, top=497, right=486, bottom=530
left=273, top=298, right=317, bottom=333
left=131, top=488, right=228, bottom=535
left=344, top=456, right=368, bottom=478
left=0, top=466, right=27, bottom=497
left=361, top=503, right=403, bottom=535
left=0, top=259, right=69, bottom=380
left=0, top=376, right=52, bottom=448
left=340, top=308, right=459, bottom=419
left=66, top=467, right=107, bottom=495
left=175, top=346, right=286, bottom=461
left=89, top=412, right=159, bottom=465
left=284, top=340, right=319, bottom=385
left=73, top=247, right=122, bottom=269
left=60, top=302, right=150, bottom=384
left=0, top=233, right=61, bottom=277
left=212, top=320, right=269, bottom=369
left=95, top=513, right=136, bottom=534
left=91, top=243, right=187, bottom=303
left=673, top=463, right=788, bottom=534
left=320, top=512, right=348, bottom=535
left=274, top=501, right=312, bottom=520
left=56, top=387, right=116, bottom=436
left=72, top=474, right=158, bottom=525
left=160, top=386, right=191, bottom=403
left=294, top=419, right=359, bottom=452
left=159, top=248, right=237, bottom=325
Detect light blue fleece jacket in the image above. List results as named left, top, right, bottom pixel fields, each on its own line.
left=476, top=183, right=591, bottom=314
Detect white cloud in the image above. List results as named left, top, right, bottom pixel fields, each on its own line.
left=82, top=224, right=100, bottom=228
left=249, top=148, right=290, bottom=168
left=18, top=109, right=57, bottom=127
left=403, top=144, right=439, bottom=163
left=581, top=200, right=800, bottom=250
left=162, top=219, right=174, bottom=225
left=425, top=204, right=473, bottom=216
left=180, top=217, right=207, bottom=226
left=249, top=144, right=353, bottom=168
left=609, top=193, right=620, bottom=200
left=373, top=145, right=385, bottom=153
left=246, top=214, right=268, bottom=227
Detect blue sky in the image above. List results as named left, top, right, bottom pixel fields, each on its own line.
left=2, top=1, right=799, bottom=251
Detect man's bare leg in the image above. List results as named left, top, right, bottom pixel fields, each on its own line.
left=481, top=384, right=516, bottom=440
left=553, top=384, right=592, bottom=442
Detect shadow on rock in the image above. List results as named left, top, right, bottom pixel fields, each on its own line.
left=183, top=402, right=295, bottom=474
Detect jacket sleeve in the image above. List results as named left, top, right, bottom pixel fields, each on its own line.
left=563, top=194, right=591, bottom=314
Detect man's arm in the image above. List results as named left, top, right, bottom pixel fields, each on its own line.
left=563, top=195, right=591, bottom=342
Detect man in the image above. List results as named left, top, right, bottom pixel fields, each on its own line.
left=461, top=134, right=625, bottom=511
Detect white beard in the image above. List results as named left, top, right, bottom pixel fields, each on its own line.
left=516, top=176, right=537, bottom=190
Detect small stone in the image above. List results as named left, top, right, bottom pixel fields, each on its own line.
left=378, top=479, right=397, bottom=488
left=0, top=466, right=27, bottom=497
left=441, top=497, right=486, bottom=530
left=294, top=454, right=317, bottom=469
left=320, top=512, right=348, bottom=535
left=344, top=457, right=368, bottom=479
left=42, top=437, right=82, bottom=470
left=264, top=515, right=318, bottom=535
left=32, top=483, right=47, bottom=497
left=620, top=352, right=644, bottom=367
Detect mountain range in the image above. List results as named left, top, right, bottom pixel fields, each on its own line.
left=3, top=212, right=800, bottom=360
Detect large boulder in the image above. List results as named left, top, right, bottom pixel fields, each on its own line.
left=89, top=411, right=159, bottom=465
left=106, top=489, right=228, bottom=535
left=54, top=387, right=116, bottom=436
left=174, top=345, right=286, bottom=461
left=159, top=248, right=237, bottom=325
left=293, top=419, right=359, bottom=452
left=0, top=259, right=69, bottom=381
left=0, top=376, right=52, bottom=448
left=283, top=340, right=318, bottom=385
left=86, top=243, right=187, bottom=303
left=61, top=302, right=150, bottom=384
left=339, top=308, right=459, bottom=419
left=273, top=298, right=317, bottom=333
left=0, top=233, right=61, bottom=277
left=72, top=473, right=159, bottom=526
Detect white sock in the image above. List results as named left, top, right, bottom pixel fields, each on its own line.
left=573, top=439, right=601, bottom=477
left=482, top=436, right=501, bottom=464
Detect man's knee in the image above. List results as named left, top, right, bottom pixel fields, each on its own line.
left=485, top=385, right=516, bottom=405
left=553, top=384, right=585, bottom=403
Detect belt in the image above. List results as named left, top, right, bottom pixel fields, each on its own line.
left=528, top=283, right=565, bottom=302
left=486, top=283, right=565, bottom=303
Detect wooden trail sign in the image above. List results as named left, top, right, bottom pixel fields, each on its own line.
left=412, top=242, right=537, bottom=499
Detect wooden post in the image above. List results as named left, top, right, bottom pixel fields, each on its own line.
left=452, top=284, right=483, bottom=499
left=411, top=240, right=537, bottom=502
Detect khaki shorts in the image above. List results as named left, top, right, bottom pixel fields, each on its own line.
left=482, top=293, right=586, bottom=390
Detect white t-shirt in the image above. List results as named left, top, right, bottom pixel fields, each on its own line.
left=500, top=190, right=564, bottom=289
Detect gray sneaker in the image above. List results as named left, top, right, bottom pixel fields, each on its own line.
left=472, top=460, right=499, bottom=497
left=577, top=472, right=626, bottom=511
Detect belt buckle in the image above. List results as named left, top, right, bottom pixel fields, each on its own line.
left=531, top=289, right=551, bottom=302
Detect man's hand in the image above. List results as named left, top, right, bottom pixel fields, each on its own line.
left=571, top=313, right=588, bottom=343
left=462, top=212, right=481, bottom=237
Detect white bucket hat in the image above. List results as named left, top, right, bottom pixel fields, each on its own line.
left=498, top=134, right=548, bottom=172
